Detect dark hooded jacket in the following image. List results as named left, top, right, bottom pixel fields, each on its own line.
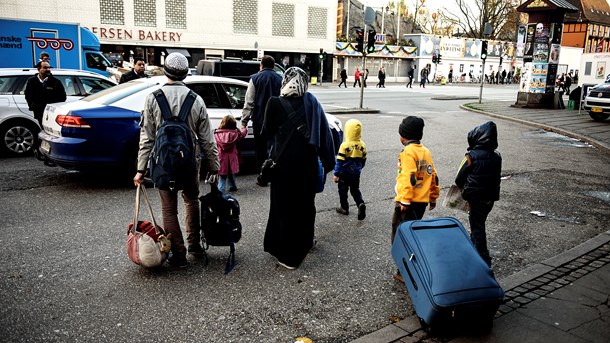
left=455, top=121, right=502, bottom=202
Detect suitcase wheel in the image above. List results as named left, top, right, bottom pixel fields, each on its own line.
left=418, top=317, right=433, bottom=334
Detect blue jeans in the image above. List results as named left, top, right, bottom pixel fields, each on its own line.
left=218, top=174, right=236, bottom=192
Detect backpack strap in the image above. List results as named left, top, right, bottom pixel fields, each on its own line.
left=153, top=89, right=197, bottom=122
left=152, top=89, right=172, bottom=121
left=178, top=90, right=197, bottom=122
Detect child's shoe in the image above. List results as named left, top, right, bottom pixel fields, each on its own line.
left=357, top=203, right=366, bottom=220
left=336, top=207, right=349, bottom=215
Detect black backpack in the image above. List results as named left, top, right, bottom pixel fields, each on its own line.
left=149, top=89, right=197, bottom=191
left=199, top=184, right=242, bottom=274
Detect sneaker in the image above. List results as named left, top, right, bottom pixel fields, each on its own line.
left=277, top=260, right=297, bottom=270
left=188, top=244, right=205, bottom=257
left=168, top=257, right=188, bottom=269
left=336, top=207, right=349, bottom=215
left=357, top=203, right=366, bottom=220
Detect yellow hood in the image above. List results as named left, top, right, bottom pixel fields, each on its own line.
left=344, top=119, right=362, bottom=142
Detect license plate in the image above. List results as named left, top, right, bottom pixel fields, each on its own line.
left=592, top=107, right=603, bottom=113
left=39, top=140, right=50, bottom=154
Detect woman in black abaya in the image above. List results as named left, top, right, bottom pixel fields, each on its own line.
left=263, top=67, right=336, bottom=269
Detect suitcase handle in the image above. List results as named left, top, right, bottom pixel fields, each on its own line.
left=402, top=257, right=418, bottom=290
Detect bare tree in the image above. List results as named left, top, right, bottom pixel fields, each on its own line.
left=442, top=0, right=520, bottom=39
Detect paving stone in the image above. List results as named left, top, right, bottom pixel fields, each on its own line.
left=598, top=257, right=610, bottom=263
left=590, top=261, right=606, bottom=268
left=537, top=277, right=551, bottom=283
left=563, top=275, right=577, bottom=282
left=350, top=323, right=409, bottom=343
left=521, top=282, right=536, bottom=290
left=512, top=286, right=527, bottom=293
left=394, top=316, right=422, bottom=334
left=513, top=296, right=531, bottom=305
left=555, top=267, right=570, bottom=273
left=541, top=285, right=556, bottom=292
left=533, top=289, right=550, bottom=296
left=570, top=271, right=585, bottom=278
left=554, top=278, right=571, bottom=285
left=504, top=290, right=519, bottom=298
left=498, top=304, right=513, bottom=314
left=504, top=300, right=520, bottom=309
left=528, top=279, right=544, bottom=287
left=548, top=270, right=564, bottom=277
left=524, top=292, right=541, bottom=300
left=583, top=265, right=597, bottom=272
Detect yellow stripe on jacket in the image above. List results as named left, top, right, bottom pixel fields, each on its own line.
left=394, top=143, right=440, bottom=205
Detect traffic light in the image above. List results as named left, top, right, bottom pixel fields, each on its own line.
left=319, top=48, right=324, bottom=60
left=437, top=54, right=442, bottom=64
left=366, top=29, right=376, bottom=54
left=355, top=28, right=364, bottom=53
left=432, top=53, right=437, bottom=63
left=481, top=41, right=488, bottom=60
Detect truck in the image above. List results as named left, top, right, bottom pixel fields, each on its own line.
left=0, top=18, right=114, bottom=77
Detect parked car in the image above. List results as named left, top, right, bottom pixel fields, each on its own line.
left=38, top=75, right=343, bottom=172
left=196, top=58, right=285, bottom=82
left=583, top=79, right=610, bottom=122
left=0, top=68, right=117, bottom=156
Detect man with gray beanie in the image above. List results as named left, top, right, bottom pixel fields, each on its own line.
left=133, top=52, right=219, bottom=268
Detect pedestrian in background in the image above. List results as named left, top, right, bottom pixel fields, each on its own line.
left=406, top=66, right=414, bottom=88
left=119, top=56, right=147, bottom=83
left=454, top=121, right=502, bottom=268
left=214, top=114, right=248, bottom=193
left=263, top=67, right=336, bottom=270
left=338, top=68, right=348, bottom=88
left=363, top=68, right=369, bottom=88
left=448, top=69, right=453, bottom=84
left=377, top=67, right=386, bottom=88
left=39, top=51, right=50, bottom=64
left=419, top=66, right=428, bottom=88
left=392, top=116, right=439, bottom=283
left=334, top=119, right=367, bottom=220
left=133, top=52, right=219, bottom=268
left=241, top=55, right=283, bottom=186
left=353, top=68, right=361, bottom=88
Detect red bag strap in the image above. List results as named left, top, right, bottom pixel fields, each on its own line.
left=132, top=184, right=161, bottom=235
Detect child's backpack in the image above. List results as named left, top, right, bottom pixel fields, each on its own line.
left=149, top=89, right=197, bottom=191
left=199, top=184, right=242, bottom=274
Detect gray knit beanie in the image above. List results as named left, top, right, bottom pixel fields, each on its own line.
left=164, top=52, right=189, bottom=81
left=399, top=116, right=424, bottom=140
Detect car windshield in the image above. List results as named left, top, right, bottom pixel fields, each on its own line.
left=83, top=82, right=153, bottom=105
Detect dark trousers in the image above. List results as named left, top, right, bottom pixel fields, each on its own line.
left=337, top=177, right=363, bottom=210
left=406, top=76, right=413, bottom=88
left=469, top=200, right=494, bottom=267
left=338, top=79, right=347, bottom=87
left=253, top=122, right=268, bottom=171
left=391, top=202, right=427, bottom=244
left=353, top=79, right=361, bottom=87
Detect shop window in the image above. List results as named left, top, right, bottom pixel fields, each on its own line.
left=307, top=7, right=327, bottom=39
left=100, top=0, right=124, bottom=25
left=166, top=0, right=186, bottom=29
left=272, top=3, right=294, bottom=37
left=233, top=0, right=258, bottom=34
left=134, top=0, right=156, bottom=27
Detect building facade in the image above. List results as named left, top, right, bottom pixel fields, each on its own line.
left=0, top=0, right=337, bottom=78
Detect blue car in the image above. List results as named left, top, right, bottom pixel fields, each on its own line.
left=38, top=75, right=343, bottom=171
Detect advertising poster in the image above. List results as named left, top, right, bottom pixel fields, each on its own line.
left=520, top=62, right=532, bottom=93
left=524, top=24, right=536, bottom=61
left=546, top=63, right=558, bottom=93
left=534, top=22, right=550, bottom=43
left=596, top=61, right=606, bottom=79
left=529, top=63, right=548, bottom=93
left=550, top=23, right=562, bottom=44
left=549, top=44, right=560, bottom=64
left=533, top=43, right=549, bottom=63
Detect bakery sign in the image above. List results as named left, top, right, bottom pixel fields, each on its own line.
left=87, top=26, right=182, bottom=42
left=439, top=38, right=465, bottom=58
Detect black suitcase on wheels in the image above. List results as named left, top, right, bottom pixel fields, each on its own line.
left=391, top=217, right=504, bottom=332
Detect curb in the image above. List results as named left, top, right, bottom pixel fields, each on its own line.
left=459, top=104, right=610, bottom=155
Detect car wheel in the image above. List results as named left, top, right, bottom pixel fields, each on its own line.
left=588, top=112, right=610, bottom=122
left=0, top=120, right=40, bottom=157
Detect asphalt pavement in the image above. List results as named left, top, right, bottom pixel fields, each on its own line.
left=347, top=92, right=610, bottom=343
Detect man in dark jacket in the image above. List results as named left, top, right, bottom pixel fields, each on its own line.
left=119, top=57, right=146, bottom=83
left=25, top=61, right=66, bottom=127
left=241, top=55, right=282, bottom=186
left=455, top=121, right=502, bottom=267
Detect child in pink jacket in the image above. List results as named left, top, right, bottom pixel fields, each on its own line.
left=214, top=115, right=248, bottom=192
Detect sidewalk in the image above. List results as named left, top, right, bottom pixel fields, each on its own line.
left=350, top=102, right=610, bottom=343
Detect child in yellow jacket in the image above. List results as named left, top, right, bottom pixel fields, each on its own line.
left=392, top=116, right=440, bottom=282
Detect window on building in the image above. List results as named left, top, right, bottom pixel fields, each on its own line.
left=166, top=0, right=186, bottom=29
left=100, top=0, right=124, bottom=25
left=272, top=3, right=294, bottom=37
left=233, top=0, right=258, bottom=34
left=135, top=0, right=156, bottom=27
left=307, top=7, right=327, bottom=39
left=585, top=61, right=592, bottom=76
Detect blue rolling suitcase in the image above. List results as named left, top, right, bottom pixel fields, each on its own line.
left=391, top=217, right=504, bottom=331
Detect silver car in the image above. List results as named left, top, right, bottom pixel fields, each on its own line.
left=0, top=68, right=117, bottom=156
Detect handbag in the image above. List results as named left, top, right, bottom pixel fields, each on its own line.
left=126, top=184, right=171, bottom=268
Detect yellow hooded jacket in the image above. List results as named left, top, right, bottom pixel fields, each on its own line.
left=394, top=142, right=439, bottom=205
left=334, top=119, right=367, bottom=178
